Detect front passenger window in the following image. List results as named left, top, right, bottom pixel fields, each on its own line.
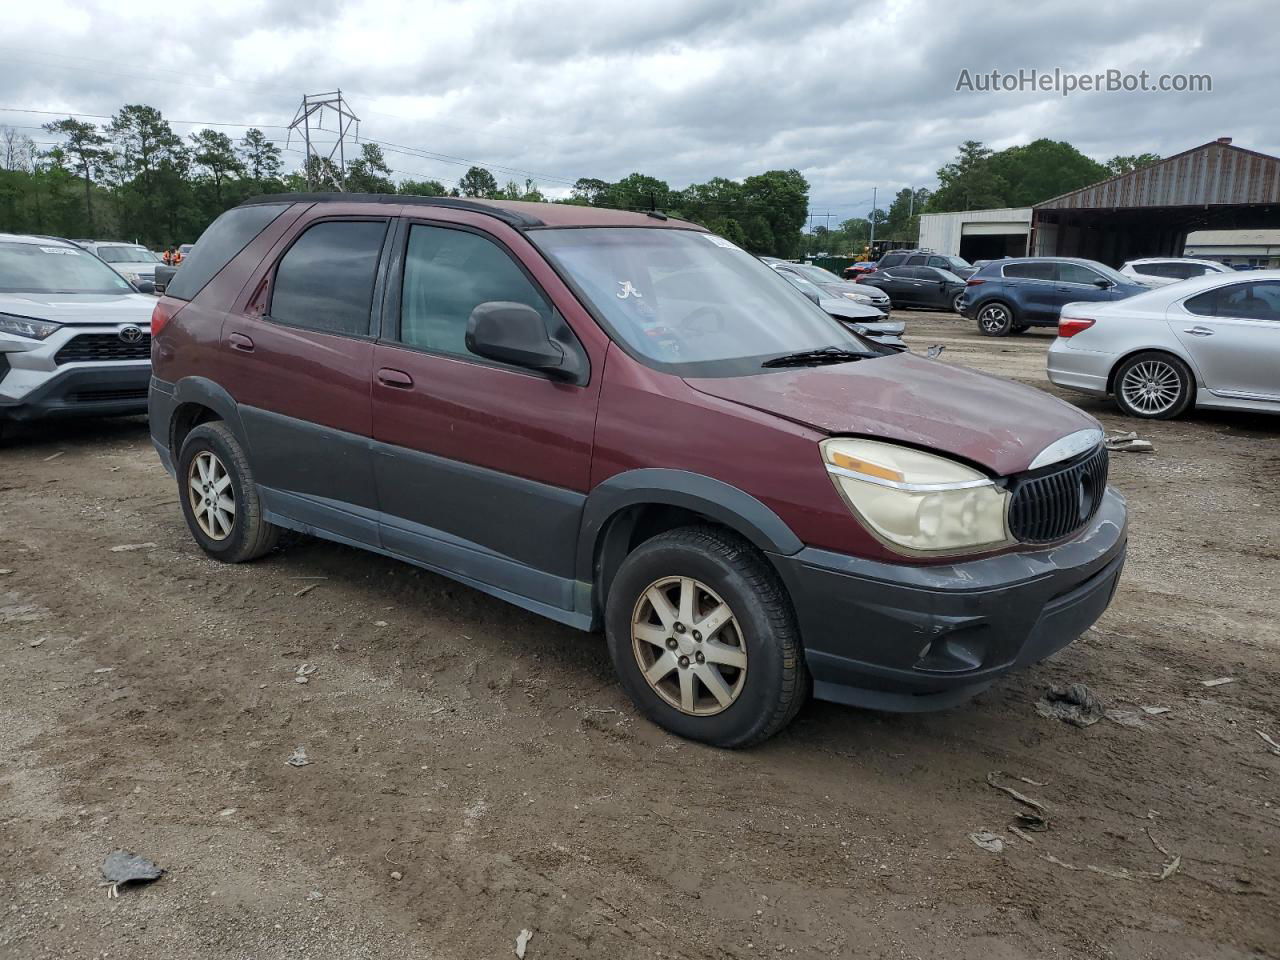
left=399, top=224, right=553, bottom=359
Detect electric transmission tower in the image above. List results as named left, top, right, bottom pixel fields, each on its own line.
left=287, top=90, right=360, bottom=191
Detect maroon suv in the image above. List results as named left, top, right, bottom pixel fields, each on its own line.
left=149, top=194, right=1126, bottom=747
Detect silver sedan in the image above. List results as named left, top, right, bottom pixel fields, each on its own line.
left=1047, top=270, right=1280, bottom=419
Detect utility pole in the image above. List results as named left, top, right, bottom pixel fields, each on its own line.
left=287, top=90, right=361, bottom=191
left=868, top=186, right=878, bottom=251
left=908, top=187, right=914, bottom=219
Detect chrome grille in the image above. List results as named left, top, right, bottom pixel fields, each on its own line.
left=1009, top=445, right=1109, bottom=544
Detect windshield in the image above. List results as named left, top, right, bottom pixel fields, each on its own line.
left=531, top=228, right=870, bottom=376
left=776, top=270, right=827, bottom=300
left=1086, top=261, right=1134, bottom=285
left=944, top=256, right=971, bottom=270
left=96, top=245, right=159, bottom=264
left=0, top=241, right=134, bottom=294
left=794, top=263, right=843, bottom=284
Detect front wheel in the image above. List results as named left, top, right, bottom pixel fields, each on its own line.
left=605, top=526, right=808, bottom=748
left=952, top=291, right=965, bottom=314
left=976, top=302, right=1015, bottom=336
left=1113, top=351, right=1194, bottom=419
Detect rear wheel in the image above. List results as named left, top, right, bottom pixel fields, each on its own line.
left=177, top=421, right=280, bottom=562
left=1112, top=351, right=1194, bottom=419
left=976, top=301, right=1015, bottom=336
left=605, top=526, right=807, bottom=748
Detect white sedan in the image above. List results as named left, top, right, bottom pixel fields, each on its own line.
left=1047, top=270, right=1280, bottom=419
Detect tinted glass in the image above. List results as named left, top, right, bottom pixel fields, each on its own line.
left=167, top=203, right=290, bottom=300
left=905, top=255, right=926, bottom=265
left=1004, top=262, right=1055, bottom=281
left=0, top=241, right=133, bottom=294
left=1187, top=281, right=1280, bottom=320
left=271, top=220, right=388, bottom=336
left=97, top=245, right=158, bottom=263
left=901, top=267, right=931, bottom=279
left=1132, top=262, right=1165, bottom=276
left=531, top=228, right=871, bottom=377
left=399, top=224, right=552, bottom=358
left=879, top=252, right=906, bottom=268
left=1056, top=262, right=1104, bottom=285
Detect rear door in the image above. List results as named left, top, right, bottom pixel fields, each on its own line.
left=1001, top=261, right=1058, bottom=319
left=219, top=216, right=391, bottom=544
left=1172, top=280, right=1280, bottom=400
left=370, top=215, right=602, bottom=618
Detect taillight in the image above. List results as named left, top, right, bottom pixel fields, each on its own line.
left=965, top=277, right=986, bottom=286
left=150, top=299, right=180, bottom=337
left=1058, top=317, right=1096, bottom=338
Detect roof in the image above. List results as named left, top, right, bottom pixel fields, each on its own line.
left=241, top=193, right=704, bottom=231
left=1184, top=229, right=1280, bottom=246
left=1034, top=140, right=1280, bottom=210
left=0, top=233, right=77, bottom=246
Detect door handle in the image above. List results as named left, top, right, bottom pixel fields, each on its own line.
left=1183, top=326, right=1214, bottom=337
left=377, top=368, right=414, bottom=388
left=228, top=332, right=255, bottom=352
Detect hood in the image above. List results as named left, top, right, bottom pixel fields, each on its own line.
left=0, top=292, right=156, bottom=326
left=685, top=351, right=1098, bottom=476
left=820, top=297, right=885, bottom=321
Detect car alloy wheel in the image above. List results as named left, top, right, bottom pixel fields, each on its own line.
left=631, top=575, right=748, bottom=716
left=952, top=292, right=965, bottom=313
left=187, top=450, right=235, bottom=541
left=977, top=303, right=1013, bottom=336
left=1119, top=359, right=1183, bottom=416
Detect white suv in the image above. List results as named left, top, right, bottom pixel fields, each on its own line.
left=82, top=241, right=163, bottom=288
left=1119, top=257, right=1232, bottom=287
left=0, top=234, right=156, bottom=431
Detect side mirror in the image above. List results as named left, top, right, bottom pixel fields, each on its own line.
left=1092, top=278, right=1112, bottom=288
left=466, top=301, right=583, bottom=381
left=134, top=279, right=156, bottom=294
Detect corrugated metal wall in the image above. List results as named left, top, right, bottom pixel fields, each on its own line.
left=918, top=207, right=1032, bottom=255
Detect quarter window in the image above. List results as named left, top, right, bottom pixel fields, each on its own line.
left=270, top=220, right=388, bottom=336
left=1003, top=262, right=1055, bottom=281
left=399, top=224, right=553, bottom=358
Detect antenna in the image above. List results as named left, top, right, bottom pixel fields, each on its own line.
left=287, top=90, right=361, bottom=191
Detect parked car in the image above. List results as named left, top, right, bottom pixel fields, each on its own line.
left=83, top=242, right=163, bottom=289
left=874, top=249, right=978, bottom=280
left=150, top=194, right=1126, bottom=747
left=0, top=233, right=155, bottom=430
left=960, top=257, right=1149, bottom=336
left=857, top=264, right=968, bottom=312
left=773, top=270, right=905, bottom=349
left=1119, top=257, right=1232, bottom=287
left=769, top=261, right=892, bottom=312
left=1048, top=270, right=1280, bottom=419
left=842, top=261, right=877, bottom=280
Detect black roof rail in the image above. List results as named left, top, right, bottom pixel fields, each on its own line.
left=239, top=192, right=544, bottom=228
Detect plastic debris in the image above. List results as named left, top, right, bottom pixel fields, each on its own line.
left=969, top=831, right=1004, bottom=853
left=1147, top=827, right=1182, bottom=881
left=293, top=583, right=318, bottom=598
left=515, top=928, right=534, bottom=958
left=110, top=542, right=156, bottom=552
left=1257, top=730, right=1280, bottom=756
left=1201, top=677, right=1236, bottom=687
left=1105, top=432, right=1155, bottom=453
left=987, top=771, right=1050, bottom=831
left=307, top=890, right=324, bottom=901
left=295, top=663, right=318, bottom=684
left=43, top=451, right=65, bottom=462
left=925, top=344, right=945, bottom=359
left=1042, top=853, right=1136, bottom=881
left=101, top=850, right=164, bottom=898
left=1142, top=706, right=1171, bottom=716
left=219, top=807, right=237, bottom=816
left=1035, top=683, right=1105, bottom=727
left=286, top=746, right=313, bottom=767
left=390, top=870, right=403, bottom=881
left=1105, top=708, right=1146, bottom=727
left=0, top=569, right=13, bottom=575
left=374, top=620, right=389, bottom=627
left=28, top=638, right=45, bottom=648
left=1009, top=825, right=1037, bottom=844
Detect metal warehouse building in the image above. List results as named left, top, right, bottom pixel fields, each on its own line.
left=919, top=138, right=1280, bottom=267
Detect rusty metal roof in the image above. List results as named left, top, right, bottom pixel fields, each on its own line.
left=1034, top=141, right=1280, bottom=210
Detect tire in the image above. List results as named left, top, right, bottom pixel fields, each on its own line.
left=952, top=291, right=965, bottom=314
left=604, top=526, right=808, bottom=748
left=1112, top=351, right=1194, bottom=420
left=177, top=421, right=280, bottom=562
left=976, top=301, right=1016, bottom=336
left=1012, top=323, right=1031, bottom=334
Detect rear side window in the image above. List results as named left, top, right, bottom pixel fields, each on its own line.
left=166, top=203, right=290, bottom=300
left=1004, top=262, right=1055, bottom=281
left=398, top=223, right=553, bottom=359
left=270, top=220, right=388, bottom=336
left=1132, top=262, right=1164, bottom=276
left=1186, top=281, right=1280, bottom=320
left=905, top=255, right=926, bottom=265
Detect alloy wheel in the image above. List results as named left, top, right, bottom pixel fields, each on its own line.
left=978, top=304, right=1011, bottom=334
left=631, top=576, right=748, bottom=716
left=188, top=451, right=236, bottom=541
left=1120, top=359, right=1182, bottom=415
left=953, top=292, right=965, bottom=313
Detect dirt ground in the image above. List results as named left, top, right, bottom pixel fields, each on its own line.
left=1, top=311, right=1277, bottom=960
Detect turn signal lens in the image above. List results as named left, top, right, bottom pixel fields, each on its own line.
left=827, top=450, right=904, bottom=483
left=1059, top=317, right=1096, bottom=338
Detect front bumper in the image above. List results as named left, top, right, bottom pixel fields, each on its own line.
left=0, top=363, right=151, bottom=420
left=770, top=488, right=1127, bottom=711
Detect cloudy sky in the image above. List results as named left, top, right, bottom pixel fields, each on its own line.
left=3, top=0, right=1277, bottom=222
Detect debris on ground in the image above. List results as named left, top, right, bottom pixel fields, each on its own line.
left=1009, top=825, right=1037, bottom=844
left=1105, top=432, right=1155, bottom=453
left=374, top=620, right=389, bottom=627
left=1106, top=708, right=1147, bottom=728
left=1036, top=683, right=1106, bottom=727
left=925, top=344, right=945, bottom=359
left=286, top=746, right=313, bottom=767
left=1201, top=677, right=1236, bottom=688
left=1257, top=731, right=1280, bottom=757
left=390, top=871, right=403, bottom=881
left=92, top=667, right=114, bottom=674
left=987, top=771, right=1050, bottom=831
left=969, top=831, right=1004, bottom=853
left=515, top=928, right=534, bottom=958
left=1017, top=776, right=1048, bottom=786
left=0, top=568, right=13, bottom=575
left=307, top=890, right=324, bottom=901
left=43, top=451, right=65, bottom=462
left=28, top=638, right=45, bottom=648
left=1042, top=853, right=1137, bottom=881
left=109, top=542, right=156, bottom=552
left=219, top=807, right=237, bottom=817
left=293, top=583, right=319, bottom=598
left=1142, top=706, right=1172, bottom=716
left=101, top=850, right=165, bottom=898
left=295, top=663, right=318, bottom=684
left=1147, top=827, right=1182, bottom=881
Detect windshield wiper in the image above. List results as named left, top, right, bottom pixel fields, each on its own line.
left=762, top=346, right=872, bottom=368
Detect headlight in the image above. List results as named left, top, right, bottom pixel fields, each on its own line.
left=0, top=313, right=62, bottom=340
left=842, top=292, right=872, bottom=302
left=820, top=438, right=1010, bottom=554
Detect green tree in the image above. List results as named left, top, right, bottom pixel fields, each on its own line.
left=398, top=178, right=448, bottom=196
left=190, top=129, right=243, bottom=207
left=570, top=177, right=610, bottom=205
left=883, top=186, right=931, bottom=243
left=345, top=143, right=396, bottom=193
left=987, top=139, right=1108, bottom=206
left=1104, top=152, right=1162, bottom=176
left=927, top=141, right=1007, bottom=212
left=605, top=173, right=670, bottom=211
left=741, top=169, right=808, bottom=258
left=239, top=128, right=282, bottom=183
left=458, top=165, right=499, bottom=198
left=42, top=118, right=108, bottom=234
left=107, top=105, right=188, bottom=243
